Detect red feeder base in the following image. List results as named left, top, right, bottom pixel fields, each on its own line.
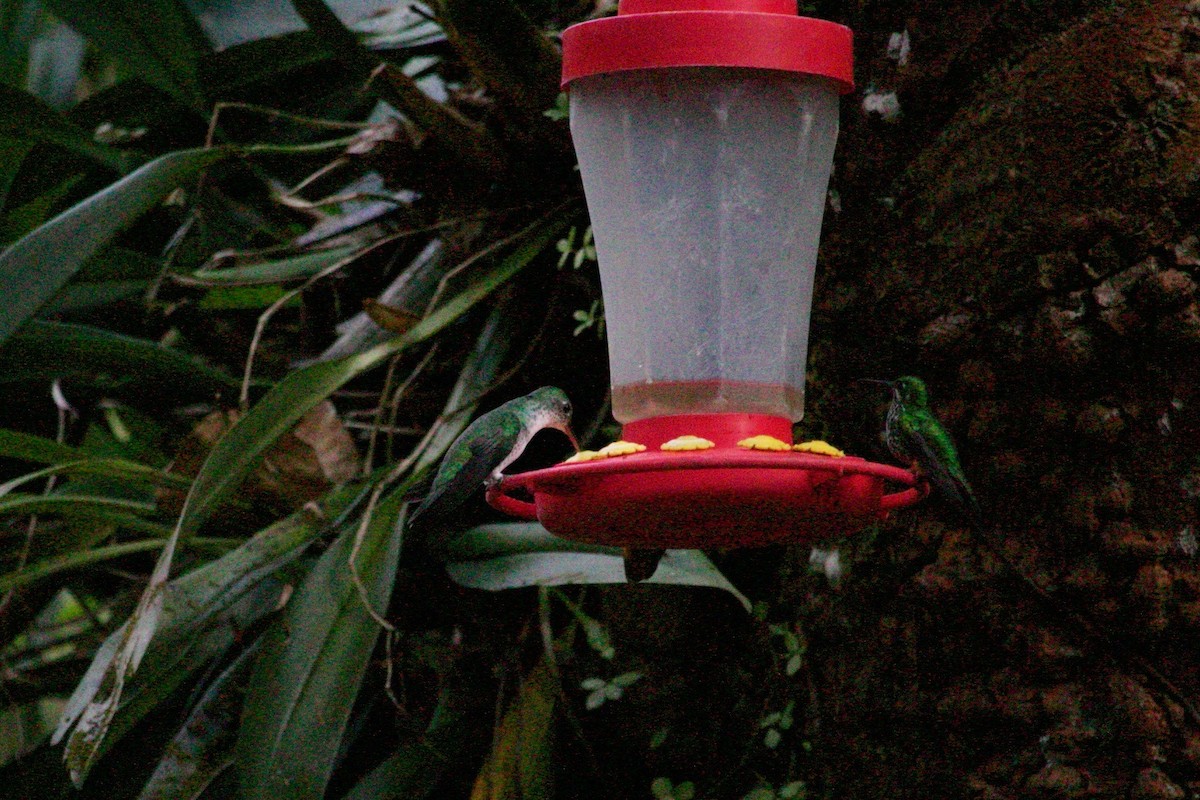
left=486, top=414, right=926, bottom=549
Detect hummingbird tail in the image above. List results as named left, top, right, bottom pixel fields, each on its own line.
left=622, top=548, right=665, bottom=583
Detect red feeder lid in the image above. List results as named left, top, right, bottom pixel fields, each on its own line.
left=561, top=0, right=854, bottom=93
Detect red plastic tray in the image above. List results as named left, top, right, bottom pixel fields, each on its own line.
left=487, top=448, right=924, bottom=548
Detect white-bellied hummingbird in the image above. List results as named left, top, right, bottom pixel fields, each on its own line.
left=408, top=387, right=577, bottom=541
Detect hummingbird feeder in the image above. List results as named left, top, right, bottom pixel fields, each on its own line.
left=488, top=0, right=924, bottom=548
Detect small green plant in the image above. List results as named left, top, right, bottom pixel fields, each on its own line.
left=572, top=299, right=605, bottom=338
left=549, top=588, right=615, bottom=659
left=544, top=91, right=570, bottom=121
left=759, top=700, right=795, bottom=749
left=581, top=671, right=641, bottom=710
left=769, top=623, right=807, bottom=676
left=556, top=225, right=597, bottom=270
left=743, top=781, right=807, bottom=800
left=652, top=777, right=697, bottom=800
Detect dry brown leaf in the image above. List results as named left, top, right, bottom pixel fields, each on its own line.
left=363, top=297, right=422, bottom=335
left=160, top=401, right=360, bottom=518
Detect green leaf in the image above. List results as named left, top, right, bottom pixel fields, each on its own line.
left=58, top=558, right=173, bottom=785
left=0, top=84, right=130, bottom=171
left=74, top=246, right=163, bottom=282
left=42, top=280, right=148, bottom=312
left=53, top=210, right=564, bottom=786
left=199, top=31, right=331, bottom=92
left=0, top=172, right=86, bottom=242
left=237, top=487, right=405, bottom=799
left=0, top=456, right=188, bottom=495
left=181, top=245, right=358, bottom=287
left=0, top=147, right=227, bottom=344
left=53, top=497, right=349, bottom=783
left=0, top=427, right=87, bottom=465
left=42, top=0, right=212, bottom=107
left=743, top=787, right=777, bottom=800
left=446, top=525, right=753, bottom=612
left=35, top=246, right=163, bottom=313
left=0, top=137, right=33, bottom=210
left=340, top=716, right=473, bottom=800
left=197, top=285, right=292, bottom=310
left=470, top=660, right=556, bottom=799
left=135, top=640, right=257, bottom=800
left=0, top=322, right=239, bottom=398
left=0, top=538, right=167, bottom=595
left=172, top=209, right=570, bottom=540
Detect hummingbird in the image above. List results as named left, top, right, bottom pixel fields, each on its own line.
left=622, top=548, right=665, bottom=583
left=865, top=375, right=981, bottom=526
left=408, top=387, right=578, bottom=543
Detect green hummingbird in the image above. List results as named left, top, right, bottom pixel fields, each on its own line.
left=408, top=387, right=578, bottom=540
left=865, top=375, right=981, bottom=525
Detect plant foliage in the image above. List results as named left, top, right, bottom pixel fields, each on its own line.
left=0, top=1, right=770, bottom=798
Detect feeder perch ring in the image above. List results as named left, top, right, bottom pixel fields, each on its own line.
left=486, top=450, right=927, bottom=549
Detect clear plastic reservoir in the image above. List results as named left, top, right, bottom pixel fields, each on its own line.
left=570, top=67, right=840, bottom=422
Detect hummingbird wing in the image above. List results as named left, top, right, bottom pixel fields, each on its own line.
left=408, top=429, right=512, bottom=535
left=898, top=412, right=982, bottom=525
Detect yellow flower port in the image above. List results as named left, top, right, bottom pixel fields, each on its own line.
left=737, top=435, right=791, bottom=452
left=660, top=435, right=716, bottom=452
left=562, top=450, right=605, bottom=463
left=598, top=440, right=647, bottom=457
left=793, top=440, right=845, bottom=458
left=562, top=441, right=647, bottom=463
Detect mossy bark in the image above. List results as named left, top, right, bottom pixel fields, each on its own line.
left=797, top=1, right=1200, bottom=796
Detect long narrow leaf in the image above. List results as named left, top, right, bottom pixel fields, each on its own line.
left=0, top=538, right=166, bottom=595
left=42, top=0, right=212, bottom=107
left=0, top=147, right=227, bottom=343
left=174, top=209, right=570, bottom=539
left=0, top=84, right=130, bottom=171
left=0, top=322, right=240, bottom=399
left=0, top=493, right=155, bottom=519
left=0, top=458, right=188, bottom=496
left=136, top=640, right=261, bottom=800
left=199, top=31, right=331, bottom=92
left=0, top=137, right=33, bottom=210
left=238, top=487, right=405, bottom=799
left=58, top=564, right=170, bottom=785
left=469, top=660, right=557, bottom=800
left=0, top=428, right=86, bottom=465
left=53, top=494, right=353, bottom=782
left=233, top=299, right=515, bottom=797
left=0, top=134, right=376, bottom=345
left=52, top=209, right=566, bottom=786
left=340, top=717, right=474, bottom=800
left=446, top=525, right=753, bottom=612
left=180, top=245, right=358, bottom=287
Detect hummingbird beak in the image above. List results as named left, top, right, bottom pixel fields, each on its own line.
left=560, top=425, right=580, bottom=451
left=855, top=378, right=895, bottom=389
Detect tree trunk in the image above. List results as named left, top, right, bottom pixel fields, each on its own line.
left=803, top=0, right=1200, bottom=796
